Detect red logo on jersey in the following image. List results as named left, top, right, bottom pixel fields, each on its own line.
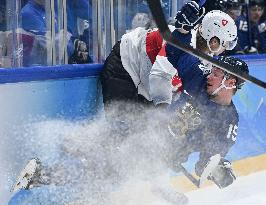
left=222, top=19, right=228, bottom=26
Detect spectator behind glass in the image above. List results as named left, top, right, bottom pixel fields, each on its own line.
left=127, top=0, right=171, bottom=30
left=20, top=0, right=92, bottom=66
left=236, top=0, right=266, bottom=54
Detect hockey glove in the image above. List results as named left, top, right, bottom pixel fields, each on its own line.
left=175, top=1, right=205, bottom=32
left=68, top=39, right=92, bottom=64
left=208, top=158, right=236, bottom=189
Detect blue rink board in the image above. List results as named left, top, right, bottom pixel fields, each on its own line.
left=3, top=55, right=266, bottom=205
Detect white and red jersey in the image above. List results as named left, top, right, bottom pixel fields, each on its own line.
left=120, top=25, right=181, bottom=102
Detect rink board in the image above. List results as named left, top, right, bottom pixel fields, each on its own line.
left=1, top=55, right=266, bottom=204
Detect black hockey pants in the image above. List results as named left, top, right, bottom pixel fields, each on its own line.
left=100, top=41, right=151, bottom=105
left=99, top=41, right=153, bottom=138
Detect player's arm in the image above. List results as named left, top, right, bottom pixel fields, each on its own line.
left=149, top=1, right=205, bottom=106
left=174, top=1, right=205, bottom=34
left=149, top=44, right=180, bottom=105
left=166, top=1, right=205, bottom=59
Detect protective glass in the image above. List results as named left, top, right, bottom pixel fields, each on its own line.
left=228, top=7, right=242, bottom=17
left=223, top=37, right=238, bottom=50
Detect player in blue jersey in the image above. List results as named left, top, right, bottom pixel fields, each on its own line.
left=147, top=1, right=248, bottom=188
left=166, top=56, right=249, bottom=188
left=235, top=0, right=266, bottom=53
left=101, top=0, right=245, bottom=188
left=20, top=0, right=92, bottom=66
left=150, top=4, right=238, bottom=104
left=149, top=1, right=248, bottom=188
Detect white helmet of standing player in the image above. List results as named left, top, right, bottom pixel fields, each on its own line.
left=199, top=10, right=238, bottom=53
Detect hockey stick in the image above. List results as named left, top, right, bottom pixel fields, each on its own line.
left=146, top=0, right=266, bottom=90
left=179, top=165, right=200, bottom=187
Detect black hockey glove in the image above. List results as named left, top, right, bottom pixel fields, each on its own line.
left=208, top=158, right=236, bottom=189
left=175, top=1, right=205, bottom=32
left=68, top=39, right=92, bottom=64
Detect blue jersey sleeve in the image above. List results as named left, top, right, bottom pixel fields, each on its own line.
left=165, top=29, right=207, bottom=96
left=165, top=29, right=192, bottom=68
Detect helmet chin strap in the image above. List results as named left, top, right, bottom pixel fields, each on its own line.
left=211, top=76, right=236, bottom=96
left=207, top=43, right=226, bottom=56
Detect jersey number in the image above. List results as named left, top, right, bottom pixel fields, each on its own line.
left=239, top=20, right=248, bottom=32
left=226, top=124, right=238, bottom=142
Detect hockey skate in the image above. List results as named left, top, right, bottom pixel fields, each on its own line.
left=11, top=158, right=50, bottom=193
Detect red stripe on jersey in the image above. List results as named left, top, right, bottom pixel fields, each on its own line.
left=146, top=29, right=163, bottom=64
left=158, top=44, right=167, bottom=57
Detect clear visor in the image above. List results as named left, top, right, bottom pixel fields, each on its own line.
left=223, top=37, right=238, bottom=50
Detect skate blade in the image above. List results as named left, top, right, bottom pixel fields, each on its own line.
left=11, top=158, right=40, bottom=193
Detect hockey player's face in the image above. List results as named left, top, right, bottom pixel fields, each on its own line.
left=206, top=67, right=224, bottom=94
left=209, top=37, right=226, bottom=56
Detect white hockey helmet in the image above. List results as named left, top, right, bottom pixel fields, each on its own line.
left=199, top=10, right=238, bottom=53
